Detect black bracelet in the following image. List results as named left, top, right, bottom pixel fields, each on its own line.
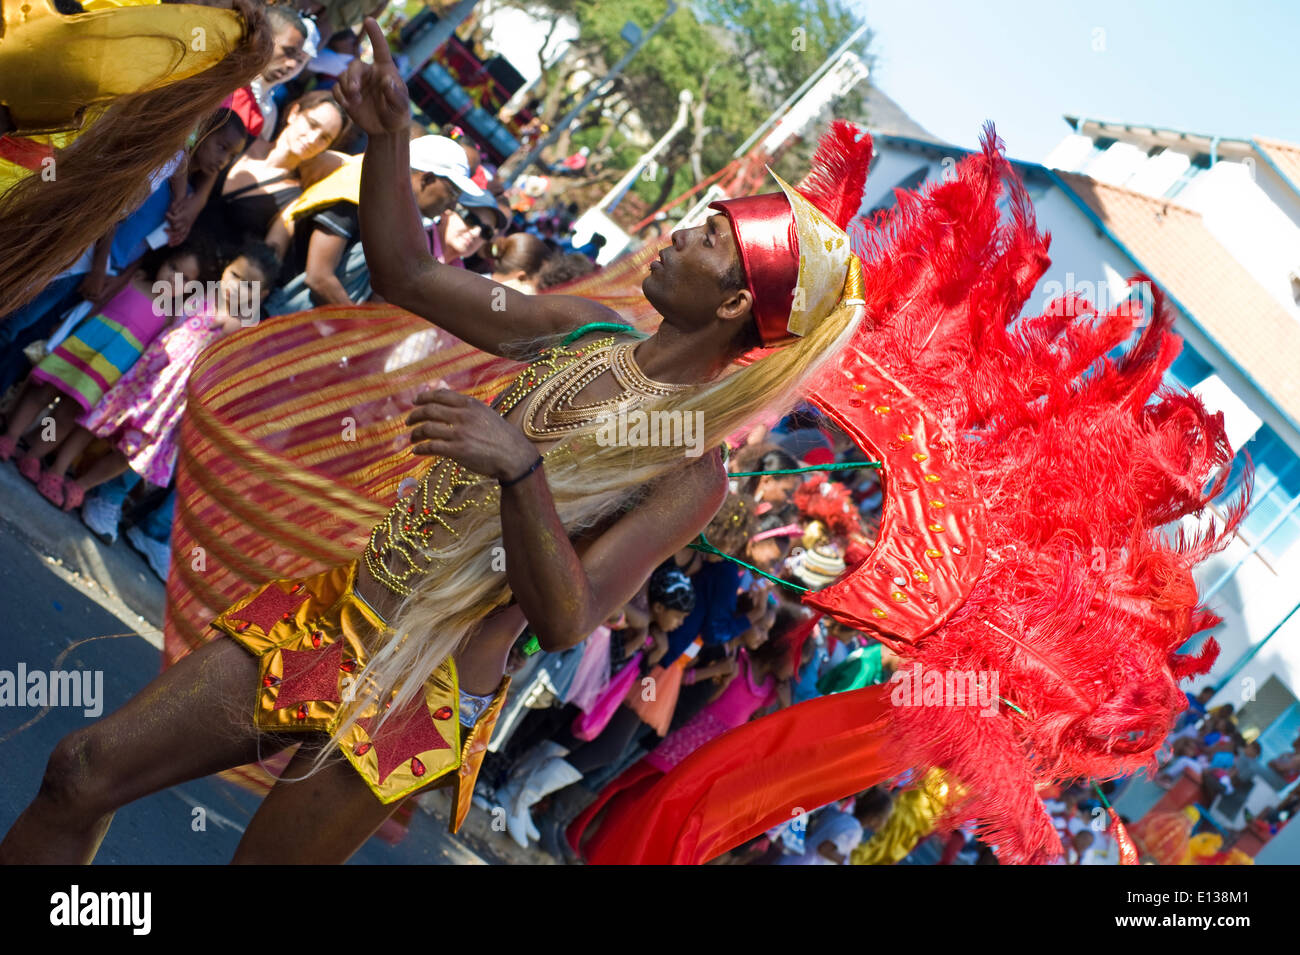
left=499, top=454, right=544, bottom=488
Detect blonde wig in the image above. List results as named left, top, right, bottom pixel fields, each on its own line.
left=327, top=260, right=868, bottom=752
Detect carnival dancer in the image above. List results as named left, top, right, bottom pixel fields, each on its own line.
left=0, top=18, right=876, bottom=863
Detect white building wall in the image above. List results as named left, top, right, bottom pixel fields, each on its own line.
left=1042, top=132, right=1095, bottom=170
left=1082, top=141, right=1148, bottom=185
left=1124, top=148, right=1190, bottom=197
left=1191, top=530, right=1300, bottom=685
left=1178, top=160, right=1300, bottom=325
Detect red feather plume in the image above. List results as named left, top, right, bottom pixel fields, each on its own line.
left=795, top=119, right=874, bottom=230
left=818, top=123, right=1251, bottom=863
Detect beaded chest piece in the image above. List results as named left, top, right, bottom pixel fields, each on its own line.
left=364, top=333, right=689, bottom=597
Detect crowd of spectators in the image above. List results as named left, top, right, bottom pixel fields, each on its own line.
left=0, top=4, right=606, bottom=579
left=1151, top=690, right=1300, bottom=838
left=463, top=397, right=963, bottom=864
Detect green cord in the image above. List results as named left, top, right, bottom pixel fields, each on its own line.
left=730, top=461, right=881, bottom=477
left=1092, top=782, right=1112, bottom=810
left=688, top=531, right=810, bottom=593
left=560, top=321, right=647, bottom=345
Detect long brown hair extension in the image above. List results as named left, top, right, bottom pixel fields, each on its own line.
left=0, top=0, right=272, bottom=313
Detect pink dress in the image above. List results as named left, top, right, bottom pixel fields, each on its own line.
left=79, top=313, right=223, bottom=487
left=645, top=650, right=776, bottom=772
left=564, top=625, right=612, bottom=714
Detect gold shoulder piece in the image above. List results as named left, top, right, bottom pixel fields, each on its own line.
left=0, top=0, right=245, bottom=133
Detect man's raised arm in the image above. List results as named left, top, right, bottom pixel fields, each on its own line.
left=336, top=19, right=623, bottom=355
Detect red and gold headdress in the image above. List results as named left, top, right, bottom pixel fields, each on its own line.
left=709, top=122, right=873, bottom=346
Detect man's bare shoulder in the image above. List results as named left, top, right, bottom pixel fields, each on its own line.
left=642, top=446, right=729, bottom=518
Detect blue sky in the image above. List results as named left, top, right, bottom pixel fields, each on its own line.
left=856, top=0, right=1300, bottom=163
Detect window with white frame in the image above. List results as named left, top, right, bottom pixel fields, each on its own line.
left=1216, top=424, right=1300, bottom=563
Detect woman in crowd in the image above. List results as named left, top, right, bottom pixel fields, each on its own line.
left=731, top=444, right=801, bottom=513
left=433, top=195, right=507, bottom=268
left=215, top=90, right=351, bottom=245
left=488, top=232, right=552, bottom=293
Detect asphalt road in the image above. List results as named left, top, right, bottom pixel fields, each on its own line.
left=0, top=502, right=502, bottom=865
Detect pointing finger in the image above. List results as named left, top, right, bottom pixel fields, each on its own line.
left=363, top=17, right=393, bottom=66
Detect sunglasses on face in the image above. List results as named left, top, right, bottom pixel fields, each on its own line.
left=454, top=204, right=495, bottom=241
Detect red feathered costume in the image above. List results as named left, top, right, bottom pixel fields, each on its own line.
left=167, top=123, right=1242, bottom=864
left=577, top=123, right=1245, bottom=865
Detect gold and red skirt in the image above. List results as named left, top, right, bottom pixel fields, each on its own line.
left=209, top=560, right=507, bottom=830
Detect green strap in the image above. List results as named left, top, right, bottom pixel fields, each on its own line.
left=730, top=461, right=881, bottom=477
left=560, top=321, right=645, bottom=346
left=689, top=532, right=810, bottom=593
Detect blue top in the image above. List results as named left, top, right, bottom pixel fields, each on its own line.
left=664, top=559, right=750, bottom=664
left=109, top=179, right=176, bottom=271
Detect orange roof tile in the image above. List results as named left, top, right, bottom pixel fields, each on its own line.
left=1053, top=171, right=1300, bottom=428
left=1254, top=137, right=1300, bottom=194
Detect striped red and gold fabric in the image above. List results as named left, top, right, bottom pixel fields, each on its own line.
left=166, top=248, right=667, bottom=794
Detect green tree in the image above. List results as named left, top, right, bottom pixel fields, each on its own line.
left=485, top=0, right=874, bottom=220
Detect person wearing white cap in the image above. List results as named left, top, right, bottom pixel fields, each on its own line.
left=261, top=132, right=477, bottom=312
left=408, top=134, right=485, bottom=216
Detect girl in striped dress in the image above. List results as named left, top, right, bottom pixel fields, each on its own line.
left=76, top=243, right=278, bottom=495
left=0, top=246, right=202, bottom=509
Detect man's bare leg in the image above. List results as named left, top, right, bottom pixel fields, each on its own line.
left=231, top=744, right=406, bottom=864
left=0, top=637, right=292, bottom=864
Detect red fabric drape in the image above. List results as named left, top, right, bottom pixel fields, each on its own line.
left=567, top=758, right=663, bottom=857
left=586, top=684, right=908, bottom=864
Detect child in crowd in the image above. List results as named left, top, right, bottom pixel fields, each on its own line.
left=71, top=243, right=279, bottom=575
left=535, top=252, right=596, bottom=291
left=1, top=246, right=203, bottom=508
